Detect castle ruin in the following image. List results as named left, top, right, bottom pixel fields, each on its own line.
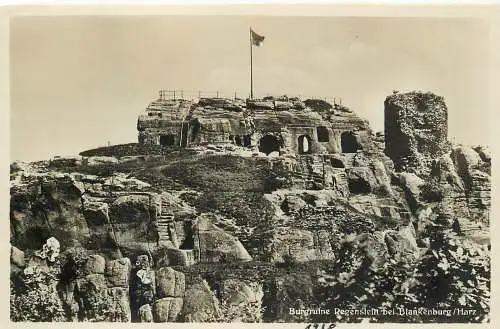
left=137, top=91, right=374, bottom=156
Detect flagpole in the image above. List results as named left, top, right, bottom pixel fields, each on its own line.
left=250, top=27, right=253, bottom=99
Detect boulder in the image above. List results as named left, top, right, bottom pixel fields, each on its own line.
left=194, top=215, right=252, bottom=263
left=84, top=254, right=106, bottom=274
left=138, top=304, right=153, bottom=322
left=180, top=279, right=220, bottom=322
left=105, top=258, right=131, bottom=288
left=10, top=246, right=25, bottom=268
left=156, top=267, right=185, bottom=298
left=153, top=297, right=184, bottom=322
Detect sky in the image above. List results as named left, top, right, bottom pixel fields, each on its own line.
left=10, top=15, right=493, bottom=162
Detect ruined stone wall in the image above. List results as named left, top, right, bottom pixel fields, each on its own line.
left=384, top=92, right=449, bottom=176
left=137, top=96, right=374, bottom=156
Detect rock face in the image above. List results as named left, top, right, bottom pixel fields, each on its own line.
left=384, top=92, right=449, bottom=175
left=10, top=174, right=90, bottom=250
left=10, top=91, right=490, bottom=323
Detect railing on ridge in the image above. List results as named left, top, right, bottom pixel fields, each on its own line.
left=157, top=89, right=343, bottom=105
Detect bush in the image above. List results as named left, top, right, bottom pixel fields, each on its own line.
left=10, top=265, right=67, bottom=322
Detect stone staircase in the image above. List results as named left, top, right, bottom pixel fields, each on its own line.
left=156, top=196, right=197, bottom=265
left=157, top=197, right=176, bottom=247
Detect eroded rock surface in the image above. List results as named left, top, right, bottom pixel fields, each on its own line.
left=10, top=92, right=490, bottom=323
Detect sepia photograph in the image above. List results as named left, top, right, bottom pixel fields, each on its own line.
left=6, top=4, right=495, bottom=324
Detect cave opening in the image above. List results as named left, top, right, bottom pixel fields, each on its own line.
left=348, top=177, right=371, bottom=194
left=298, top=135, right=312, bottom=154
left=330, top=158, right=345, bottom=168
left=190, top=120, right=201, bottom=142
left=24, top=226, right=51, bottom=250
left=259, top=135, right=281, bottom=155
left=341, top=131, right=361, bottom=153
left=243, top=135, right=252, bottom=147
left=160, top=134, right=176, bottom=146
left=235, top=135, right=243, bottom=146
left=316, top=126, right=329, bottom=142
left=179, top=221, right=194, bottom=250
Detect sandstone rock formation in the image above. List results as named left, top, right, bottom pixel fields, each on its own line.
left=10, top=91, right=490, bottom=323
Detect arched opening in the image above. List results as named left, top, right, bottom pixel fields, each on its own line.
left=341, top=131, right=360, bottom=153
left=243, top=135, right=252, bottom=147
left=298, top=135, right=312, bottom=154
left=330, top=158, right=345, bottom=168
left=259, top=135, right=280, bottom=155
left=160, top=134, right=176, bottom=146
left=235, top=135, right=243, bottom=146
left=316, top=126, right=329, bottom=142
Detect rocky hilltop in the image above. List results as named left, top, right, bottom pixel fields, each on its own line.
left=10, top=92, right=490, bottom=323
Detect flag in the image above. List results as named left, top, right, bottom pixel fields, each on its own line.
left=251, top=29, right=265, bottom=46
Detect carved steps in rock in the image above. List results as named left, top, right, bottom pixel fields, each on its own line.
left=156, top=213, right=176, bottom=246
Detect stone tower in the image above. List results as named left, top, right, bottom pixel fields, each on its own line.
left=384, top=91, right=449, bottom=176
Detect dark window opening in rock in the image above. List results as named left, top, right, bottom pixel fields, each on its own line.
left=179, top=221, right=194, bottom=249
left=259, top=135, right=281, bottom=155
left=316, top=126, right=329, bottom=142
left=330, top=158, right=345, bottom=168
left=341, top=131, right=360, bottom=153
left=298, top=135, right=312, bottom=154
left=160, top=134, right=175, bottom=146
left=243, top=135, right=252, bottom=147
left=229, top=135, right=234, bottom=141
left=348, top=177, right=371, bottom=194
left=235, top=135, right=243, bottom=146
left=148, top=113, right=154, bottom=116
left=190, top=121, right=201, bottom=142
left=180, top=124, right=189, bottom=148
